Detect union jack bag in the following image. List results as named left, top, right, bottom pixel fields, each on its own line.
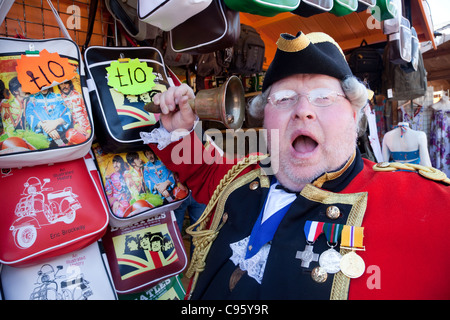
left=102, top=211, right=187, bottom=294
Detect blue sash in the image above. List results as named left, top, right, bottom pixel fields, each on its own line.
left=245, top=198, right=293, bottom=259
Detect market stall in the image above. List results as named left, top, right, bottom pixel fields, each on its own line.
left=0, top=0, right=449, bottom=302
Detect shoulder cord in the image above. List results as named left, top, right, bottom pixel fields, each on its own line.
left=184, top=154, right=268, bottom=294
left=373, top=161, right=450, bottom=184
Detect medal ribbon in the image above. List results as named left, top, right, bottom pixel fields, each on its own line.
left=304, top=220, right=324, bottom=243
left=341, top=225, right=364, bottom=249
left=323, top=223, right=344, bottom=244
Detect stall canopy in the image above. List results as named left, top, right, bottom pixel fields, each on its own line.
left=241, top=0, right=450, bottom=91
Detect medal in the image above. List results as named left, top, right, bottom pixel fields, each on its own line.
left=296, top=244, right=319, bottom=268
left=339, top=225, right=366, bottom=279
left=339, top=251, right=365, bottom=278
left=319, top=223, right=344, bottom=274
left=296, top=221, right=324, bottom=268
left=319, top=248, right=342, bottom=274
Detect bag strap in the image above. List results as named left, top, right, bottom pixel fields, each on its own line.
left=0, top=0, right=15, bottom=27
left=83, top=0, right=99, bottom=53
left=46, top=0, right=72, bottom=40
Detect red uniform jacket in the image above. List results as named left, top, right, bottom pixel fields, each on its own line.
left=150, top=129, right=450, bottom=300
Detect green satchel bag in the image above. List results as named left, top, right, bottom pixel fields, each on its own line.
left=371, top=0, right=397, bottom=21
left=330, top=0, right=358, bottom=16
left=224, top=0, right=300, bottom=17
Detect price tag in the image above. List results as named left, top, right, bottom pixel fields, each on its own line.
left=15, top=49, right=77, bottom=94
left=106, top=58, right=156, bottom=95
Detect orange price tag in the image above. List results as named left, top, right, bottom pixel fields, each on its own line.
left=15, top=49, right=77, bottom=94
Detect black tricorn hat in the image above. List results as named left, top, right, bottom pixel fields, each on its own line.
left=262, top=31, right=353, bottom=92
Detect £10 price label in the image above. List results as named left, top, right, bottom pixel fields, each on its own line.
left=15, top=49, right=77, bottom=94
left=106, top=58, right=156, bottom=95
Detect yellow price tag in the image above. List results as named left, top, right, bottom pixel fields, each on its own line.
left=106, top=58, right=156, bottom=95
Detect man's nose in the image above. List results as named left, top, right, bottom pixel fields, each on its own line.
left=292, top=95, right=316, bottom=121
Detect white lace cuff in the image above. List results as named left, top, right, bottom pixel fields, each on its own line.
left=229, top=236, right=270, bottom=284
left=140, top=119, right=198, bottom=150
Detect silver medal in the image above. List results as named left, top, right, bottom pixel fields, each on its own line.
left=319, top=248, right=342, bottom=274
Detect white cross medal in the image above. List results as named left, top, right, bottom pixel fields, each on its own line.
left=296, top=221, right=324, bottom=268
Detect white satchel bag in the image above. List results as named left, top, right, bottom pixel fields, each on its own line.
left=138, top=0, right=212, bottom=31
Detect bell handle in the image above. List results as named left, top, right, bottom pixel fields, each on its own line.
left=144, top=99, right=195, bottom=113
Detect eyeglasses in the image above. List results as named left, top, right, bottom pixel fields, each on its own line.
left=267, top=88, right=346, bottom=108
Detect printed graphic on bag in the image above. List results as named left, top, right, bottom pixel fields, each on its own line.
left=108, top=83, right=162, bottom=131
left=118, top=275, right=186, bottom=300
left=10, top=175, right=82, bottom=250
left=0, top=54, right=91, bottom=153
left=92, top=143, right=188, bottom=218
left=28, top=262, right=94, bottom=300
left=1, top=242, right=117, bottom=300
left=112, top=222, right=179, bottom=280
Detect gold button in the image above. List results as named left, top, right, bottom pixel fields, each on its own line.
left=376, top=162, right=390, bottom=168
left=326, top=205, right=341, bottom=220
left=311, top=266, right=328, bottom=283
left=249, top=181, right=259, bottom=190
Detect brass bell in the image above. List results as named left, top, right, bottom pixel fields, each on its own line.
left=144, top=75, right=245, bottom=130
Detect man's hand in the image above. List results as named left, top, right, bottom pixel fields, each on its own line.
left=152, top=84, right=197, bottom=133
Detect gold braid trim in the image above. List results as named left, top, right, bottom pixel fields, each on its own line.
left=373, top=162, right=450, bottom=185
left=184, top=154, right=268, bottom=295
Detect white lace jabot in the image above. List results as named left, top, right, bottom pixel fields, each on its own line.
left=229, top=236, right=271, bottom=284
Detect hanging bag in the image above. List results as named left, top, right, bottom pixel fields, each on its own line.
left=401, top=27, right=419, bottom=73
left=102, top=211, right=187, bottom=295
left=348, top=39, right=383, bottom=92
left=224, top=0, right=300, bottom=17
left=106, top=0, right=159, bottom=41
left=0, top=242, right=117, bottom=300
left=291, top=0, right=333, bottom=17
left=138, top=0, right=212, bottom=31
left=118, top=274, right=186, bottom=300
left=0, top=1, right=94, bottom=169
left=330, top=0, right=358, bottom=16
left=382, top=41, right=427, bottom=101
left=228, top=24, right=266, bottom=76
left=388, top=16, right=412, bottom=65
left=371, top=0, right=397, bottom=21
left=84, top=46, right=174, bottom=153
left=0, top=153, right=109, bottom=267
left=382, top=0, right=402, bottom=34
left=91, top=142, right=189, bottom=228
left=170, top=0, right=240, bottom=54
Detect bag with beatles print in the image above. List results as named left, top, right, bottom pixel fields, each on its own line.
left=0, top=153, right=109, bottom=267
left=0, top=37, right=94, bottom=169
left=91, top=142, right=189, bottom=228
left=0, top=241, right=117, bottom=300
left=102, top=211, right=187, bottom=295
left=84, top=46, right=176, bottom=153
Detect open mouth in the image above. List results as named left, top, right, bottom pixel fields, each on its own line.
left=292, top=135, right=318, bottom=154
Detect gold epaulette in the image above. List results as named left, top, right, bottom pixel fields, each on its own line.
left=373, top=162, right=450, bottom=185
